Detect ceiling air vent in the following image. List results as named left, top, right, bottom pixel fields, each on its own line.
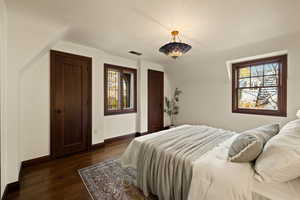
left=128, top=51, right=142, bottom=56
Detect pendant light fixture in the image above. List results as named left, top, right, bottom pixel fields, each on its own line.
left=159, top=30, right=192, bottom=59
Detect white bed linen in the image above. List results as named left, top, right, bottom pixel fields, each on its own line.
left=189, top=134, right=300, bottom=200
left=121, top=125, right=300, bottom=200
left=188, top=134, right=255, bottom=200
left=120, top=125, right=191, bottom=169
left=253, top=178, right=300, bottom=200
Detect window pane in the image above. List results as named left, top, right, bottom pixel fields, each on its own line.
left=251, top=65, right=263, bottom=76
left=239, top=67, right=250, bottom=78
left=264, top=63, right=279, bottom=75
left=264, top=75, right=278, bottom=86
left=122, top=71, right=134, bottom=109
left=233, top=55, right=286, bottom=116
left=251, top=77, right=263, bottom=87
left=238, top=88, right=259, bottom=109
left=238, top=88, right=278, bottom=110
left=239, top=78, right=250, bottom=88
left=107, top=69, right=120, bottom=110
left=256, top=88, right=278, bottom=110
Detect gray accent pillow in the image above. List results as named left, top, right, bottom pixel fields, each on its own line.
left=228, top=124, right=280, bottom=162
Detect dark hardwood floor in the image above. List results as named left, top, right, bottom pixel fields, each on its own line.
left=7, top=139, right=132, bottom=200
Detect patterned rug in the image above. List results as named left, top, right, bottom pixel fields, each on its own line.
left=78, top=159, right=157, bottom=200
left=79, top=159, right=272, bottom=200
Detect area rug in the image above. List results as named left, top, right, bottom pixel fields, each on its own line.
left=78, top=159, right=157, bottom=200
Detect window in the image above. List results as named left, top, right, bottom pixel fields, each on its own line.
left=104, top=64, right=137, bottom=115
left=232, top=55, right=287, bottom=116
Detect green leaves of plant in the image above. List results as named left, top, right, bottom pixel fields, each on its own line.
left=164, top=88, right=182, bottom=117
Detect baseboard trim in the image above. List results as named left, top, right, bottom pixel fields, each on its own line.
left=1, top=185, right=8, bottom=200
left=136, top=126, right=170, bottom=136
left=20, top=133, right=137, bottom=167
left=91, top=132, right=138, bottom=150
left=136, top=131, right=148, bottom=136
left=5, top=127, right=172, bottom=199
left=21, top=155, right=52, bottom=168
left=91, top=142, right=105, bottom=150
left=20, top=128, right=170, bottom=168
left=1, top=181, right=20, bottom=200
left=104, top=132, right=136, bottom=144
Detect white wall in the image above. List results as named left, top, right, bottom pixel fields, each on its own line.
left=0, top=0, right=7, bottom=196
left=19, top=54, right=50, bottom=161
left=19, top=41, right=171, bottom=162
left=5, top=8, right=68, bottom=185
left=170, top=33, right=300, bottom=132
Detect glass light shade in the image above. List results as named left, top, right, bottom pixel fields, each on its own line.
left=159, top=42, right=192, bottom=59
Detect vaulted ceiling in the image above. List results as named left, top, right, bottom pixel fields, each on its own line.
left=6, top=0, right=300, bottom=66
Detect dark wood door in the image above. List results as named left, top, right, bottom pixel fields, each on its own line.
left=50, top=50, right=92, bottom=158
left=148, top=69, right=164, bottom=133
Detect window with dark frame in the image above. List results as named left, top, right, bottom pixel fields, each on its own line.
left=232, top=55, right=287, bottom=117
left=104, top=64, right=137, bottom=115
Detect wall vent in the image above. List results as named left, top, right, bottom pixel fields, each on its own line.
left=128, top=51, right=142, bottom=56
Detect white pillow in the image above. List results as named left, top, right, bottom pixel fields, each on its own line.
left=255, top=119, right=300, bottom=183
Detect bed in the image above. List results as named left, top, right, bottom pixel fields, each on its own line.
left=253, top=178, right=300, bottom=200
left=120, top=125, right=300, bottom=200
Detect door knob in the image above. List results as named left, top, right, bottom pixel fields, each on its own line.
left=55, top=109, right=62, bottom=114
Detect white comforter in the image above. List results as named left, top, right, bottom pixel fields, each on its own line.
left=188, top=134, right=255, bottom=200
left=188, top=133, right=300, bottom=200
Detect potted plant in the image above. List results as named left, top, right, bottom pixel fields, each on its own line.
left=164, top=88, right=182, bottom=127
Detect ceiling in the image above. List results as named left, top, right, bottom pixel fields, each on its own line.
left=6, top=0, right=300, bottom=66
